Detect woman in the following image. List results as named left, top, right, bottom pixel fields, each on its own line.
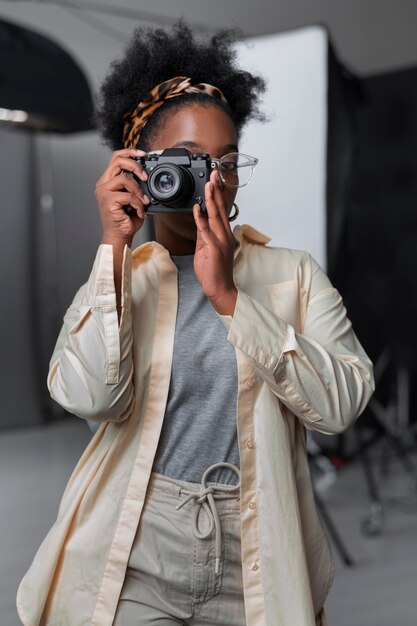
left=17, top=22, right=374, bottom=626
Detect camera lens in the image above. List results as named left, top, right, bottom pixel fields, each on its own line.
left=155, top=172, right=175, bottom=193
left=148, top=164, right=194, bottom=208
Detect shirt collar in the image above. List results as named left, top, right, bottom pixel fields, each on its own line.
left=232, top=224, right=271, bottom=246
left=132, top=223, right=271, bottom=264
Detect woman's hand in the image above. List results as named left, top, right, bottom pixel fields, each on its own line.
left=193, top=170, right=238, bottom=315
left=95, top=148, right=151, bottom=246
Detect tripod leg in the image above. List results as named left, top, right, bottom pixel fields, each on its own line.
left=313, top=489, right=355, bottom=566
left=354, top=428, right=384, bottom=536
left=369, top=396, right=416, bottom=478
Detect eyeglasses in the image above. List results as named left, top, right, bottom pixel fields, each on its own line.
left=145, top=149, right=259, bottom=189
left=210, top=153, right=258, bottom=188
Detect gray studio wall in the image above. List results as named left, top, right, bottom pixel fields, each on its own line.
left=1, top=128, right=151, bottom=429
left=0, top=127, right=40, bottom=428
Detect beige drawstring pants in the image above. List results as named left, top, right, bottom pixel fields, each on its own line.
left=113, top=463, right=246, bottom=626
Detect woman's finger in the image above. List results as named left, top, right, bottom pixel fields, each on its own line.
left=209, top=170, right=234, bottom=232
left=106, top=156, right=148, bottom=182
left=109, top=192, right=147, bottom=219
left=99, top=172, right=150, bottom=203
left=193, top=203, right=215, bottom=246
left=204, top=176, right=229, bottom=241
left=109, top=147, right=146, bottom=162
left=100, top=149, right=148, bottom=184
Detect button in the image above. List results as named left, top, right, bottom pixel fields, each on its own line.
left=249, top=561, right=259, bottom=572
left=246, top=438, right=254, bottom=450
left=248, top=501, right=256, bottom=510
left=246, top=377, right=254, bottom=389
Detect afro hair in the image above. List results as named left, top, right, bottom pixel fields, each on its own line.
left=95, top=21, right=266, bottom=151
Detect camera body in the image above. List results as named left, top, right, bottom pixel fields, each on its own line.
left=125, top=147, right=213, bottom=215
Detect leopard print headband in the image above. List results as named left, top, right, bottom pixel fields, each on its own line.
left=122, top=76, right=228, bottom=148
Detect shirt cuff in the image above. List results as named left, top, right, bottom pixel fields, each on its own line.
left=225, top=289, right=290, bottom=372
left=82, top=244, right=132, bottom=310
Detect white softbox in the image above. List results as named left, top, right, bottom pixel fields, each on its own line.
left=236, top=26, right=329, bottom=268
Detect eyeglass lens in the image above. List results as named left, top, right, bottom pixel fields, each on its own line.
left=219, top=153, right=255, bottom=188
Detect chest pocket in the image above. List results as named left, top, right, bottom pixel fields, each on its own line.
left=266, top=281, right=307, bottom=333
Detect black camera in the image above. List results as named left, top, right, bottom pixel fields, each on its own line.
left=124, top=147, right=213, bottom=215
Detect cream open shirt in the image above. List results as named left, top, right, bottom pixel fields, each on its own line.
left=17, top=224, right=374, bottom=626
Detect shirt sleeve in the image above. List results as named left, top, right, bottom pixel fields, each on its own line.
left=47, top=244, right=135, bottom=423
left=221, top=254, right=375, bottom=434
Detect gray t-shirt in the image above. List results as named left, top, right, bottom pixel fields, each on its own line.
left=152, top=254, right=240, bottom=485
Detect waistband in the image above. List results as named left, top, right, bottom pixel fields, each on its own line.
left=149, top=462, right=241, bottom=576
left=149, top=467, right=240, bottom=497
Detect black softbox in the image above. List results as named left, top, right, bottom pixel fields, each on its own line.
left=0, top=17, right=94, bottom=132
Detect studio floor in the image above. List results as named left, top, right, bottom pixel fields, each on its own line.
left=1, top=418, right=416, bottom=626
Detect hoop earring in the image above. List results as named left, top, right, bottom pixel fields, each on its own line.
left=228, top=203, right=239, bottom=222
